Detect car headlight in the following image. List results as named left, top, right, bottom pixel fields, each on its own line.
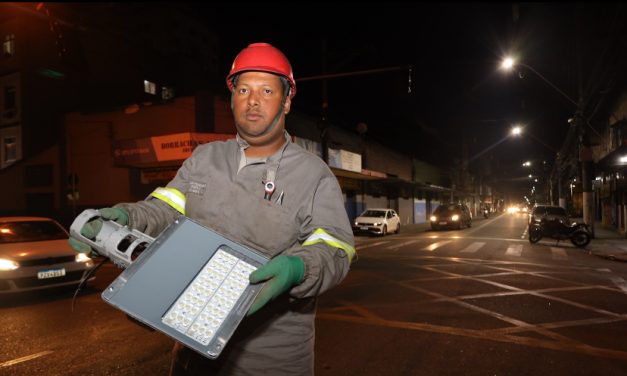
left=0, top=258, right=19, bottom=271
left=75, top=253, right=92, bottom=262
left=430, top=216, right=437, bottom=222
left=373, top=222, right=381, bottom=226
left=451, top=214, right=459, bottom=221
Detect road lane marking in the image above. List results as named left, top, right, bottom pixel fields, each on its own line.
left=505, top=244, right=523, bottom=256
left=460, top=242, right=485, bottom=253
left=385, top=239, right=419, bottom=251
left=318, top=312, right=627, bottom=361
left=357, top=241, right=390, bottom=250
left=610, top=276, right=627, bottom=293
left=0, top=351, right=54, bottom=368
left=421, top=241, right=451, bottom=251
left=551, top=247, right=568, bottom=260
left=319, top=247, right=627, bottom=362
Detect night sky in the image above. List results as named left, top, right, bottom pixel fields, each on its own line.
left=195, top=3, right=626, bottom=173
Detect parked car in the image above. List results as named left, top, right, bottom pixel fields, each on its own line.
left=352, top=208, right=401, bottom=236
left=430, top=203, right=472, bottom=230
left=0, top=217, right=95, bottom=294
left=528, top=204, right=569, bottom=225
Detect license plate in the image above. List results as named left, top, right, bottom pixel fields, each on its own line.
left=439, top=222, right=447, bottom=225
left=37, top=268, right=66, bottom=279
left=360, top=226, right=369, bottom=230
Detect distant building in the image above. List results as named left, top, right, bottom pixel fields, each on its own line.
left=0, top=3, right=219, bottom=217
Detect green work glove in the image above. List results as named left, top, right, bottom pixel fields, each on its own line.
left=68, top=207, right=129, bottom=254
left=247, top=255, right=305, bottom=315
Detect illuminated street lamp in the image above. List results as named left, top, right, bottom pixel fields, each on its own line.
left=511, top=126, right=522, bottom=136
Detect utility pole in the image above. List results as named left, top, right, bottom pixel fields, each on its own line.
left=296, top=52, right=412, bottom=164
left=319, top=40, right=329, bottom=164
left=575, top=3, right=595, bottom=237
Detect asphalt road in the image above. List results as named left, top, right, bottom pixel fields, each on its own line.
left=2, top=213, right=627, bottom=375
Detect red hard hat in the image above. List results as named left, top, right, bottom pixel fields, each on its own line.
left=226, top=43, right=296, bottom=98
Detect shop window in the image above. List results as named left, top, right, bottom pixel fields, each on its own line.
left=3, top=136, right=17, bottom=163
left=144, top=80, right=156, bottom=95
left=162, top=86, right=174, bottom=101
left=3, top=34, right=15, bottom=57
left=4, top=86, right=16, bottom=110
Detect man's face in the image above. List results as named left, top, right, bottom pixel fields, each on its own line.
left=232, top=71, right=291, bottom=146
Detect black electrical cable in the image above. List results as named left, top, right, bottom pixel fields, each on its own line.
left=71, top=256, right=108, bottom=312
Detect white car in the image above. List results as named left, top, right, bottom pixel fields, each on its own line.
left=0, top=217, right=95, bottom=294
left=352, top=208, right=401, bottom=236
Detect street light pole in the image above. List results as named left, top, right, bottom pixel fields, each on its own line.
left=501, top=57, right=593, bottom=234
left=515, top=62, right=579, bottom=107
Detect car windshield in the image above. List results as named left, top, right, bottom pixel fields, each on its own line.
left=361, top=210, right=386, bottom=218
left=545, top=207, right=567, bottom=216
left=0, top=220, right=68, bottom=244
left=434, top=205, right=458, bottom=214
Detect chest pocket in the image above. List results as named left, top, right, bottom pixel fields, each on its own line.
left=225, top=187, right=295, bottom=257
left=186, top=178, right=297, bottom=258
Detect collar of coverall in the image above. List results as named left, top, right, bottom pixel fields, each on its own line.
left=235, top=131, right=292, bottom=162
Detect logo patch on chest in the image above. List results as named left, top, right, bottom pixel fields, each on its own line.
left=189, top=181, right=207, bottom=196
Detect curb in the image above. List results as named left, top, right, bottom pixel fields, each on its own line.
left=591, top=253, right=627, bottom=263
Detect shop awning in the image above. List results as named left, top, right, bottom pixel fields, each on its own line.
left=330, top=167, right=387, bottom=181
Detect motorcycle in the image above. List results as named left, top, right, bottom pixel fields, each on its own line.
left=483, top=208, right=489, bottom=219
left=528, top=216, right=591, bottom=248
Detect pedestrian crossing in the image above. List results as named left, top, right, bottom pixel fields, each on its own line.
left=354, top=237, right=585, bottom=260
left=505, top=244, right=523, bottom=256
left=460, top=242, right=485, bottom=253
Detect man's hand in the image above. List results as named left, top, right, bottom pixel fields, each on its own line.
left=247, top=255, right=305, bottom=315
left=68, top=208, right=129, bottom=254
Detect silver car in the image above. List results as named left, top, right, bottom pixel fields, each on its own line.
left=0, top=217, right=95, bottom=294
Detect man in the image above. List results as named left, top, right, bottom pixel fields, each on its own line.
left=69, top=42, right=355, bottom=375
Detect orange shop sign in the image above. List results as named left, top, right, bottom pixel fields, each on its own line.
left=114, top=132, right=234, bottom=165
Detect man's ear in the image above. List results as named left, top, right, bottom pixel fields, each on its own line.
left=283, top=96, right=291, bottom=115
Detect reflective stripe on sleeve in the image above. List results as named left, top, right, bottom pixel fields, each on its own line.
left=303, top=228, right=356, bottom=264
left=149, top=187, right=186, bottom=215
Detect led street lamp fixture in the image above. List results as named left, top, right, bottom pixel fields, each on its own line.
left=70, top=210, right=269, bottom=359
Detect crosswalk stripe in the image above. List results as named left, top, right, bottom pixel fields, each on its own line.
left=357, top=241, right=390, bottom=250
left=421, top=241, right=451, bottom=251
left=385, top=240, right=419, bottom=250
left=460, top=242, right=485, bottom=253
left=505, top=244, right=523, bottom=256
left=550, top=247, right=568, bottom=260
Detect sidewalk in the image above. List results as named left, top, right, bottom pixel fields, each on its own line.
left=586, top=221, right=627, bottom=262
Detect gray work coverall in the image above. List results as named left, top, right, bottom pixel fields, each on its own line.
left=116, top=132, right=354, bottom=375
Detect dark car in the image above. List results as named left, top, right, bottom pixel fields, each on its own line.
left=528, top=205, right=569, bottom=225
left=430, top=204, right=472, bottom=230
